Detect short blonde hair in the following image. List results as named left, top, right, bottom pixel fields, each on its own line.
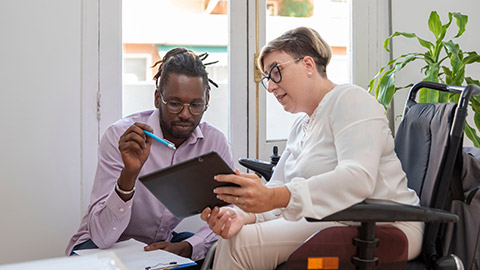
left=258, top=27, right=331, bottom=77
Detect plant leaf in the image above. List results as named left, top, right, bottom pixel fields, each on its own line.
left=470, top=96, right=480, bottom=114
left=438, top=91, right=449, bottom=103
left=419, top=87, right=439, bottom=103
left=442, top=66, right=453, bottom=84
left=384, top=32, right=414, bottom=52
left=369, top=54, right=420, bottom=96
left=438, top=12, right=453, bottom=42
left=384, top=32, right=433, bottom=52
left=370, top=55, right=418, bottom=100
left=453, top=67, right=465, bottom=86
left=444, top=40, right=462, bottom=72
left=419, top=64, right=440, bottom=103
left=448, top=93, right=460, bottom=103
left=451, top=12, right=468, bottom=38
left=377, top=72, right=396, bottom=109
left=466, top=77, right=480, bottom=86
left=465, top=122, right=480, bottom=148
left=428, top=11, right=442, bottom=39
left=464, top=52, right=480, bottom=64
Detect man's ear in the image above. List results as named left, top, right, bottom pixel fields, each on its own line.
left=204, top=90, right=210, bottom=111
left=154, top=89, right=160, bottom=108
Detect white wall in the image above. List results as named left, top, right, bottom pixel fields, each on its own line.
left=0, top=0, right=83, bottom=264
left=0, top=0, right=121, bottom=265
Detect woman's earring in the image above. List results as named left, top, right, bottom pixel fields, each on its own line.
left=307, top=72, right=312, bottom=76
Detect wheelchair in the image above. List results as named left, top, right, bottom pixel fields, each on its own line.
left=238, top=81, right=480, bottom=270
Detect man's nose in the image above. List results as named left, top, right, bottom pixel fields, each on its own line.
left=178, top=104, right=192, bottom=118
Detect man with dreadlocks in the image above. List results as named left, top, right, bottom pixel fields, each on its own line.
left=65, top=48, right=232, bottom=267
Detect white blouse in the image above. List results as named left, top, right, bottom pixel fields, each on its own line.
left=257, top=84, right=420, bottom=222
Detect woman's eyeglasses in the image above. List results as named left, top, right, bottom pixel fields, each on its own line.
left=160, top=95, right=207, bottom=115
left=260, top=57, right=304, bottom=90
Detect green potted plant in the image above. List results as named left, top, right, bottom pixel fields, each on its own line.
left=368, top=11, right=480, bottom=146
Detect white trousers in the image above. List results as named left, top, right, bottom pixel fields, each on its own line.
left=212, top=218, right=424, bottom=270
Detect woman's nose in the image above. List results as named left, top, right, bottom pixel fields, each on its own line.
left=267, top=81, right=277, bottom=93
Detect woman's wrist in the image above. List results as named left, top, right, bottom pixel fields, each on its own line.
left=235, top=207, right=257, bottom=224
left=272, top=186, right=291, bottom=209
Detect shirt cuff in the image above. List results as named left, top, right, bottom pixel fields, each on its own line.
left=255, top=208, right=283, bottom=223
left=184, top=234, right=205, bottom=261
left=105, top=189, right=134, bottom=219
left=282, top=180, right=313, bottom=220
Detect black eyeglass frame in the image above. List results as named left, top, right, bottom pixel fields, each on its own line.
left=160, top=94, right=208, bottom=116
left=260, top=57, right=304, bottom=90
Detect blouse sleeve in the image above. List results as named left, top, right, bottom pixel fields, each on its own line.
left=282, top=87, right=391, bottom=221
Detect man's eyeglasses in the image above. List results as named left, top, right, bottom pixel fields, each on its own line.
left=260, top=57, right=304, bottom=90
left=160, top=95, right=207, bottom=115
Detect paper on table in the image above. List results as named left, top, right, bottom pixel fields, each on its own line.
left=0, top=251, right=127, bottom=270
left=75, top=238, right=194, bottom=270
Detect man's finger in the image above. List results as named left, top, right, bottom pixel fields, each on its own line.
left=144, top=242, right=168, bottom=251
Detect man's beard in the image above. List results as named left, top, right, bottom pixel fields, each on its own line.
left=160, top=117, right=198, bottom=139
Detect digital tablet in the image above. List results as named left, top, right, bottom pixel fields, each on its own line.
left=139, top=151, right=237, bottom=218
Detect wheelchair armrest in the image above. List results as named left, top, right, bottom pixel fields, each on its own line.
left=238, top=158, right=275, bottom=181
left=306, top=200, right=458, bottom=223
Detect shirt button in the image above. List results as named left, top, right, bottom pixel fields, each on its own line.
left=120, top=208, right=125, bottom=212
left=160, top=228, right=164, bottom=232
left=113, top=227, right=117, bottom=231
left=128, top=205, right=132, bottom=209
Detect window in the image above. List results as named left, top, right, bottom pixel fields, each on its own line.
left=122, top=0, right=229, bottom=136
left=264, top=0, right=350, bottom=141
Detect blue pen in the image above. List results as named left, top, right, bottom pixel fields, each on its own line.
left=144, top=130, right=176, bottom=150
left=146, top=262, right=196, bottom=270
left=169, top=262, right=198, bottom=269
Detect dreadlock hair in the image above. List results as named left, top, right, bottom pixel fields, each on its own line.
left=151, top=48, right=218, bottom=99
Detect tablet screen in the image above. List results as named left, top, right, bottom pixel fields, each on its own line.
left=139, top=151, right=237, bottom=218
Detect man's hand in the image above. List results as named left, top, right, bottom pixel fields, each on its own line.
left=116, top=122, right=153, bottom=201
left=144, top=241, right=193, bottom=258
left=118, top=122, right=153, bottom=174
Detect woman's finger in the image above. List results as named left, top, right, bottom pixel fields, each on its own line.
left=220, top=215, right=233, bottom=239
left=216, top=194, right=241, bottom=205
left=200, top=207, right=211, bottom=221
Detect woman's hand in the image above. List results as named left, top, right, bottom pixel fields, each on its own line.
left=213, top=169, right=290, bottom=213
left=200, top=206, right=251, bottom=239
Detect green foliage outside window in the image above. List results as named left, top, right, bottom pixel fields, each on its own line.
left=278, top=0, right=313, bottom=17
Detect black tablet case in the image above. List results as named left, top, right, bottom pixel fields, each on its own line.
left=139, top=151, right=237, bottom=218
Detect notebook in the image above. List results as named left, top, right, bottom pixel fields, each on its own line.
left=139, top=151, right=237, bottom=218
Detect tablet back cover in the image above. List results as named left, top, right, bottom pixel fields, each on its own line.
left=139, top=151, right=235, bottom=218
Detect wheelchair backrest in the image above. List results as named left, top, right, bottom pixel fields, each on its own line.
left=394, top=102, right=457, bottom=208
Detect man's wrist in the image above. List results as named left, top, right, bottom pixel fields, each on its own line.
left=116, top=169, right=139, bottom=201
left=115, top=182, right=135, bottom=195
